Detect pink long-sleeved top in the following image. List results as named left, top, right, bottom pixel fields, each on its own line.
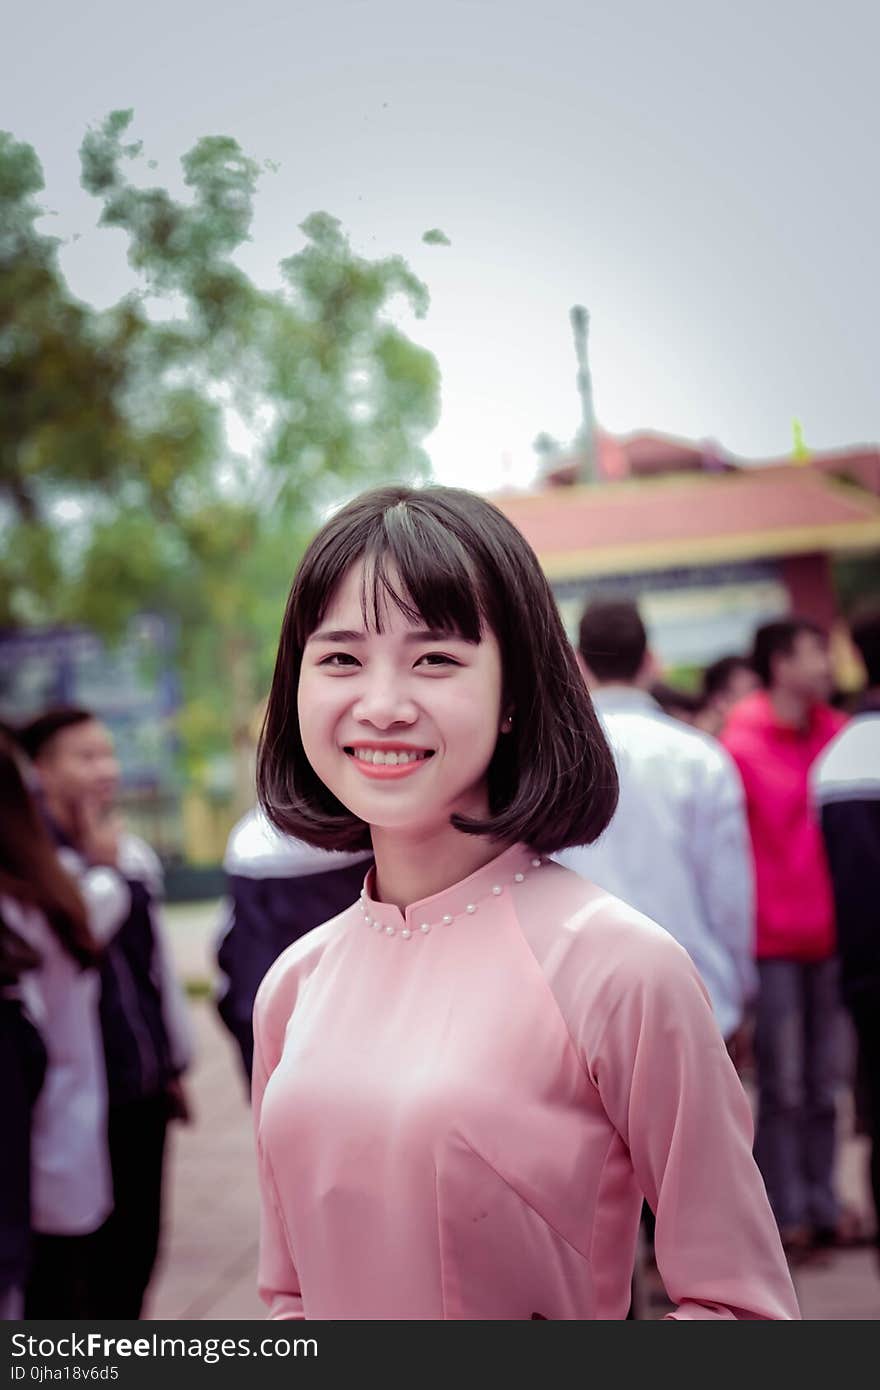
left=253, top=843, right=799, bottom=1320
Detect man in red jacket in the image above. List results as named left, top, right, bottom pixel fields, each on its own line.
left=721, top=618, right=846, bottom=1256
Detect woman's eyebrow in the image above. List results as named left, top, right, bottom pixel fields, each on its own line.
left=308, top=626, right=476, bottom=645
left=308, top=628, right=366, bottom=644
left=404, top=628, right=476, bottom=645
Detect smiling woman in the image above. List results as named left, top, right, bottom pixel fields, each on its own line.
left=294, top=555, right=507, bottom=881
left=258, top=485, right=615, bottom=861
left=251, top=484, right=800, bottom=1322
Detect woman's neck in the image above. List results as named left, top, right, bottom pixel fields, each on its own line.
left=369, top=823, right=510, bottom=911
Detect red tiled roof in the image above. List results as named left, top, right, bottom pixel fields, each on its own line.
left=542, top=435, right=880, bottom=490
left=780, top=449, right=880, bottom=496
left=491, top=465, right=880, bottom=578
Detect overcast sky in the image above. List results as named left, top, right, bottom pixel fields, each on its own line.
left=5, top=0, right=878, bottom=491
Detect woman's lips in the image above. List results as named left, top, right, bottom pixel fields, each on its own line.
left=344, top=746, right=434, bottom=781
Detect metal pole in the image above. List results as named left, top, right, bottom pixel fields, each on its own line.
left=570, top=304, right=597, bottom=484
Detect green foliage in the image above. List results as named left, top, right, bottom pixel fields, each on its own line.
left=421, top=228, right=451, bottom=246
left=2, top=113, right=441, bottom=799
left=662, top=665, right=702, bottom=694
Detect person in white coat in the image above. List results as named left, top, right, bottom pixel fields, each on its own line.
left=557, top=599, right=757, bottom=1053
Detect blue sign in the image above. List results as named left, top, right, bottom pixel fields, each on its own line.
left=0, top=616, right=180, bottom=793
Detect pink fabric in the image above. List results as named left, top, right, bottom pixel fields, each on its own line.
left=252, top=844, right=799, bottom=1320
left=721, top=692, right=846, bottom=960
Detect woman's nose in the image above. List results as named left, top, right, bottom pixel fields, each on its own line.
left=353, top=678, right=417, bottom=729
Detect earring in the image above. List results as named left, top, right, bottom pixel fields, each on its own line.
left=501, top=714, right=513, bottom=733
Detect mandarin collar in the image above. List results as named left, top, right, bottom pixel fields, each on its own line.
left=356, top=842, right=544, bottom=939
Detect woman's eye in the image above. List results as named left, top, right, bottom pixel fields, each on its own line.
left=319, top=652, right=360, bottom=667
left=415, top=653, right=460, bottom=668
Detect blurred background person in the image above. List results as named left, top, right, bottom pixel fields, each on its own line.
left=648, top=680, right=704, bottom=726
left=18, top=708, right=194, bottom=1319
left=813, top=603, right=880, bottom=1269
left=721, top=619, right=847, bottom=1257
left=216, top=806, right=371, bottom=1087
left=558, top=599, right=757, bottom=1054
left=0, top=732, right=109, bottom=1319
left=0, top=921, right=45, bottom=1322
left=696, top=655, right=759, bottom=737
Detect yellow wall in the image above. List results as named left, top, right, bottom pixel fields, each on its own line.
left=181, top=790, right=238, bottom=865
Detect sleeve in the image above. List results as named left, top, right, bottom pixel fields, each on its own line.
left=150, top=898, right=195, bottom=1075
left=57, top=849, right=131, bottom=947
left=688, top=751, right=758, bottom=1017
left=80, top=867, right=131, bottom=945
left=588, top=932, right=799, bottom=1320
left=252, top=970, right=305, bottom=1320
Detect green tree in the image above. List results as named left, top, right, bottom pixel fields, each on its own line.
left=1, top=113, right=440, bottom=813
left=0, top=131, right=170, bottom=621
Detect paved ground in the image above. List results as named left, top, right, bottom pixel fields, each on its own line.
left=147, top=902, right=879, bottom=1321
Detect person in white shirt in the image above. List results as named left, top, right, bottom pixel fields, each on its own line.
left=17, top=708, right=193, bottom=1319
left=556, top=599, right=757, bottom=1051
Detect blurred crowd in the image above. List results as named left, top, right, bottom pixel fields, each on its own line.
left=563, top=602, right=879, bottom=1272
left=2, top=599, right=878, bottom=1319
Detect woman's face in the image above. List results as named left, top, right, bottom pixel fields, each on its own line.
left=297, top=560, right=504, bottom=839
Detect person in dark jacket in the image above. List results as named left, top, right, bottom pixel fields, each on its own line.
left=216, top=808, right=371, bottom=1086
left=18, top=708, right=193, bottom=1318
left=813, top=603, right=880, bottom=1265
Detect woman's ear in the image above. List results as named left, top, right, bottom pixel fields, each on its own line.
left=500, top=711, right=514, bottom=734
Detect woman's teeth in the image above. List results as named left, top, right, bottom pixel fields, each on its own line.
left=351, top=749, right=428, bottom=766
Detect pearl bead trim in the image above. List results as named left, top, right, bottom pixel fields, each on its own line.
left=357, top=857, right=545, bottom=941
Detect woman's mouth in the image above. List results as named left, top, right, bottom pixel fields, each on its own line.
left=344, top=745, right=435, bottom=780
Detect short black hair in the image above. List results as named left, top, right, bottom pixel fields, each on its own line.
left=751, top=618, right=825, bottom=688
left=578, top=599, right=647, bottom=682
left=850, top=603, right=880, bottom=687
left=702, top=655, right=755, bottom=700
left=258, top=485, right=618, bottom=854
left=16, top=707, right=96, bottom=762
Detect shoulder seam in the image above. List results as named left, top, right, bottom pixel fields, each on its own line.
left=506, top=891, right=599, bottom=1094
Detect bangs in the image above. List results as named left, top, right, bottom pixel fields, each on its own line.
left=295, top=497, right=486, bottom=644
